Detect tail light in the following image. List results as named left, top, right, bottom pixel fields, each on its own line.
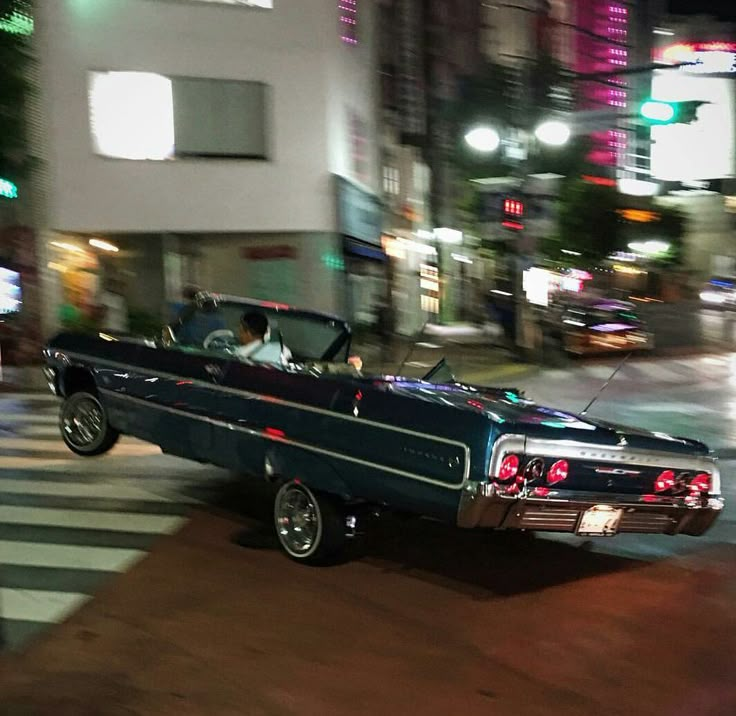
left=497, top=454, right=520, bottom=482
left=547, top=460, right=569, bottom=485
left=689, top=473, right=711, bottom=494
left=654, top=470, right=676, bottom=492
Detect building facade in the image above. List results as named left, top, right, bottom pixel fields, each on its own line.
left=31, top=0, right=382, bottom=335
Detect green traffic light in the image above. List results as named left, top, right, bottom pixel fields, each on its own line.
left=640, top=100, right=676, bottom=124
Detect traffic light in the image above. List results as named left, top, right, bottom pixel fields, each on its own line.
left=640, top=99, right=708, bottom=125
left=502, top=197, right=524, bottom=230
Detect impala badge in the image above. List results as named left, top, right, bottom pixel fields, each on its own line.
left=595, top=467, right=641, bottom=476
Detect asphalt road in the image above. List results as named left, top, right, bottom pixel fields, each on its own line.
left=0, top=350, right=735, bottom=714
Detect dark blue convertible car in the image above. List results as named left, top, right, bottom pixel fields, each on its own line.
left=43, top=294, right=724, bottom=563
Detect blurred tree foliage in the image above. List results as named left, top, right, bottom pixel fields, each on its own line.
left=0, top=0, right=33, bottom=184
left=542, top=179, right=688, bottom=265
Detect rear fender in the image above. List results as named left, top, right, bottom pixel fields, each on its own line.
left=264, top=443, right=353, bottom=501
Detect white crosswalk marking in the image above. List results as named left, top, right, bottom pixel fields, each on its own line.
left=0, top=540, right=144, bottom=571
left=0, top=588, right=90, bottom=624
left=0, top=506, right=184, bottom=534
left=0, top=414, right=58, bottom=425
left=0, top=393, right=196, bottom=651
left=0, top=478, right=177, bottom=502
left=0, top=436, right=159, bottom=454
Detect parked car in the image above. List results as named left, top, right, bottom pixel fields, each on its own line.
left=551, top=297, right=654, bottom=356
left=43, top=294, right=723, bottom=563
left=699, top=276, right=736, bottom=309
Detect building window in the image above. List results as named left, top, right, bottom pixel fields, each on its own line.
left=349, top=109, right=369, bottom=184
left=383, top=166, right=400, bottom=196
left=174, top=1, right=273, bottom=6
left=339, top=0, right=358, bottom=45
left=89, top=72, right=269, bottom=160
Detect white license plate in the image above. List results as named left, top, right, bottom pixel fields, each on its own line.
left=577, top=505, right=623, bottom=536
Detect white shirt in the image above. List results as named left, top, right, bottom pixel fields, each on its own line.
left=234, top=339, right=292, bottom=364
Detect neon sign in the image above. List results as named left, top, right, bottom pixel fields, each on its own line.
left=657, top=42, right=736, bottom=74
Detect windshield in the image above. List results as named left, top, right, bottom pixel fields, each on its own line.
left=181, top=300, right=351, bottom=362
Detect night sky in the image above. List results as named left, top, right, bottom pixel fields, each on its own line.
left=669, top=0, right=736, bottom=22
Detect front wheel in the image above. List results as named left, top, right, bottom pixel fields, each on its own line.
left=273, top=481, right=347, bottom=564
left=60, top=391, right=120, bottom=456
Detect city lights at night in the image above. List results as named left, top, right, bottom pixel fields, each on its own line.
left=1, top=1, right=735, bottom=712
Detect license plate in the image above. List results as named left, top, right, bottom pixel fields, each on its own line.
left=577, top=505, right=623, bottom=536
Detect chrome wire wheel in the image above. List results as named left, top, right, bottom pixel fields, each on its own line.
left=274, top=482, right=323, bottom=559
left=59, top=391, right=119, bottom=456
left=62, top=395, right=104, bottom=449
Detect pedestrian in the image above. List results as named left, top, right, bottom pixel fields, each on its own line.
left=169, top=284, right=200, bottom=325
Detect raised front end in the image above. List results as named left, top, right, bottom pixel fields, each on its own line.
left=458, top=434, right=724, bottom=537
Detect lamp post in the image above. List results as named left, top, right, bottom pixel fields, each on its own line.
left=464, top=119, right=571, bottom=355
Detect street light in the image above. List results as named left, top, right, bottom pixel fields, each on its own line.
left=464, top=126, right=501, bottom=153
left=534, top=120, right=571, bottom=147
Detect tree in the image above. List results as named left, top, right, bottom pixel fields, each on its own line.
left=549, top=179, right=622, bottom=262
left=544, top=183, right=688, bottom=266
left=0, top=0, right=33, bottom=186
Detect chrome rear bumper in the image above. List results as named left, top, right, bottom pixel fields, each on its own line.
left=457, top=483, right=724, bottom=537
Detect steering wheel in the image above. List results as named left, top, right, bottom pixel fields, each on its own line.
left=203, top=329, right=236, bottom=351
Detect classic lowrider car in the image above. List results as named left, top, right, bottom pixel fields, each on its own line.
left=43, top=294, right=724, bottom=563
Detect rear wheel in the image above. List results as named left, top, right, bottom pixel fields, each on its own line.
left=273, top=481, right=347, bottom=564
left=60, top=391, right=120, bottom=456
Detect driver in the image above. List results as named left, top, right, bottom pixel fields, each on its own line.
left=235, top=311, right=292, bottom=364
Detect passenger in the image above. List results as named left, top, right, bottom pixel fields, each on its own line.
left=235, top=310, right=292, bottom=364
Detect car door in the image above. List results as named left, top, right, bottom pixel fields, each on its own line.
left=119, top=341, right=229, bottom=463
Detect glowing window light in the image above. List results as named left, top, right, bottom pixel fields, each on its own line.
left=89, top=72, right=175, bottom=160
left=0, top=8, right=33, bottom=36
left=339, top=0, right=358, bottom=45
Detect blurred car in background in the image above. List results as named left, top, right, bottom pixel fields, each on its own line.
left=551, top=297, right=654, bottom=356
left=699, top=276, right=736, bottom=308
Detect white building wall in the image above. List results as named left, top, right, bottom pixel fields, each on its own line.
left=34, top=0, right=375, bottom=235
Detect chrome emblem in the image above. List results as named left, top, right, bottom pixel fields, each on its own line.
left=594, top=467, right=641, bottom=476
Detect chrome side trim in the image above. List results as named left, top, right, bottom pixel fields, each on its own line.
left=489, top=433, right=721, bottom=496
left=60, top=350, right=472, bottom=483
left=100, top=388, right=468, bottom=491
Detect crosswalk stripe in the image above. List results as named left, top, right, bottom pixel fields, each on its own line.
left=0, top=505, right=185, bottom=534
left=0, top=587, right=90, bottom=624
left=0, top=414, right=58, bottom=425
left=8, top=426, right=61, bottom=438
left=0, top=458, right=72, bottom=469
left=0, top=436, right=159, bottom=454
left=0, top=540, right=144, bottom=571
left=0, top=479, right=177, bottom=502
left=0, top=393, right=58, bottom=402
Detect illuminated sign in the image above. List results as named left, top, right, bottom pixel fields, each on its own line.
left=657, top=42, right=736, bottom=74
left=617, top=209, right=660, bottom=223
left=0, top=177, right=18, bottom=199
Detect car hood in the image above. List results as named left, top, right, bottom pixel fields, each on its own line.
left=383, top=379, right=709, bottom=456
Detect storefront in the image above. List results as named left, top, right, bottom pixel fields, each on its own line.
left=335, top=176, right=387, bottom=332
